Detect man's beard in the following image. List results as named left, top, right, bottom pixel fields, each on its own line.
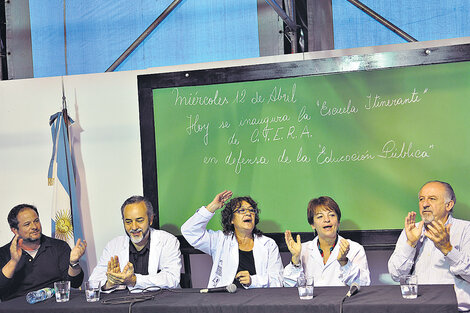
left=128, top=228, right=148, bottom=244
left=422, top=212, right=435, bottom=224
left=22, top=234, right=41, bottom=244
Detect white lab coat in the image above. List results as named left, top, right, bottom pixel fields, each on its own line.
left=283, top=235, right=370, bottom=287
left=89, top=228, right=181, bottom=291
left=388, top=215, right=470, bottom=311
left=181, top=206, right=284, bottom=288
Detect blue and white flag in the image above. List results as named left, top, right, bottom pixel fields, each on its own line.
left=48, top=111, right=84, bottom=248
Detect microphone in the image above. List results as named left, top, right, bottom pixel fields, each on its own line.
left=200, top=284, right=237, bottom=294
left=345, top=283, right=360, bottom=298
left=340, top=283, right=360, bottom=313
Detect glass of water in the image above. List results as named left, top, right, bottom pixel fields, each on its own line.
left=400, top=274, right=418, bottom=299
left=54, top=280, right=71, bottom=302
left=297, top=275, right=314, bottom=300
left=85, top=280, right=101, bottom=302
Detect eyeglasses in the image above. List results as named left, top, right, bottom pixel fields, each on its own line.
left=233, top=207, right=257, bottom=214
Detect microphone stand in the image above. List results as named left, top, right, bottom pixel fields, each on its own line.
left=340, top=285, right=359, bottom=313
left=339, top=294, right=347, bottom=313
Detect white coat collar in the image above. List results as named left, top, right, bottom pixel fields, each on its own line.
left=309, top=234, right=343, bottom=267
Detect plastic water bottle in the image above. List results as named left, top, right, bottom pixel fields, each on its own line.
left=26, top=287, right=55, bottom=304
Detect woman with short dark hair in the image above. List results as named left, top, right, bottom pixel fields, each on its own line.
left=181, top=190, right=283, bottom=289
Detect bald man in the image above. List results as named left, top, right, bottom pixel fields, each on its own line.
left=388, top=181, right=470, bottom=311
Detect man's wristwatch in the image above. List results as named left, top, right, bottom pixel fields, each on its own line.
left=69, top=261, right=80, bottom=268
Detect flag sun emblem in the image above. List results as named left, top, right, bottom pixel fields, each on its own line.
left=54, top=210, right=73, bottom=241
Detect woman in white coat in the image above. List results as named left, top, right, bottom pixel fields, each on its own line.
left=283, top=196, right=370, bottom=287
left=181, top=190, right=283, bottom=289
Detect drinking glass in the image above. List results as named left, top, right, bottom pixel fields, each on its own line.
left=54, top=280, right=71, bottom=302
left=297, top=275, right=314, bottom=300
left=400, top=274, right=418, bottom=299
left=85, top=281, right=101, bottom=302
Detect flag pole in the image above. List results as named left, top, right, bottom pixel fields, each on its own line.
left=60, top=77, right=75, bottom=234
left=62, top=77, right=69, bottom=129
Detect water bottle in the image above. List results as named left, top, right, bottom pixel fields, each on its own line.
left=26, top=287, right=55, bottom=304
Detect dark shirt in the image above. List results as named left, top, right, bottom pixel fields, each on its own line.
left=0, top=235, right=84, bottom=301
left=233, top=249, right=256, bottom=288
left=128, top=238, right=150, bottom=275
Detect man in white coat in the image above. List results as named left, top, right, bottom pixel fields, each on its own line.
left=89, top=196, right=181, bottom=291
left=388, top=181, right=470, bottom=311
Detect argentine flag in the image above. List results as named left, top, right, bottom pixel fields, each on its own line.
left=48, top=111, right=84, bottom=248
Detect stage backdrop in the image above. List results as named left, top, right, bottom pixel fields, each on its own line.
left=138, top=43, right=470, bottom=234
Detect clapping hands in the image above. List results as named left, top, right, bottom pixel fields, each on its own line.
left=285, top=230, right=301, bottom=266
left=105, top=256, right=136, bottom=289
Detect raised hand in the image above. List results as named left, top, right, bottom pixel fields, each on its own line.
left=107, top=262, right=136, bottom=287
left=425, top=220, right=453, bottom=255
left=206, top=190, right=233, bottom=213
left=285, top=230, right=301, bottom=265
left=10, top=235, right=23, bottom=263
left=105, top=256, right=121, bottom=289
left=70, top=238, right=87, bottom=263
left=2, top=235, right=23, bottom=279
left=235, top=270, right=251, bottom=287
left=107, top=256, right=121, bottom=273
left=404, top=212, right=423, bottom=247
left=337, top=239, right=350, bottom=266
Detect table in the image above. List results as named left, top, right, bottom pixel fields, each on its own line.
left=0, top=284, right=458, bottom=313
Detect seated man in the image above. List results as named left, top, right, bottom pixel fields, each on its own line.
left=388, top=181, right=470, bottom=311
left=0, top=204, right=86, bottom=301
left=89, top=196, right=181, bottom=291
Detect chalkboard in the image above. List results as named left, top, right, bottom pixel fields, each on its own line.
left=138, top=43, right=470, bottom=235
